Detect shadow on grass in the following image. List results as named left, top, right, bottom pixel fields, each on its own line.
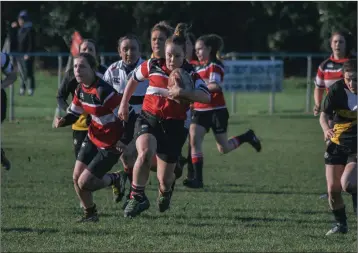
left=2, top=227, right=59, bottom=234
left=199, top=207, right=329, bottom=215
left=137, top=212, right=330, bottom=227
left=173, top=186, right=322, bottom=196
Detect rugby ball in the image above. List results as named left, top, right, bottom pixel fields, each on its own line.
left=168, top=68, right=194, bottom=104
left=168, top=68, right=194, bottom=90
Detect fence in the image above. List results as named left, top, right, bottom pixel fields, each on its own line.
left=5, top=52, right=329, bottom=122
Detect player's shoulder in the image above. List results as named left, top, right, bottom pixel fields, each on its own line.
left=96, top=78, right=116, bottom=99
left=211, top=58, right=225, bottom=68
left=107, top=61, right=121, bottom=72
left=207, top=59, right=225, bottom=73
left=318, top=57, right=333, bottom=70
left=329, top=79, right=345, bottom=93
left=148, top=57, right=163, bottom=67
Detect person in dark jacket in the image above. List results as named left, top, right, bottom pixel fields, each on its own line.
left=16, top=10, right=36, bottom=96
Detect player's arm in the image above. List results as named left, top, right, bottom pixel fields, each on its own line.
left=119, top=60, right=150, bottom=121
left=319, top=88, right=335, bottom=140
left=207, top=82, right=221, bottom=92
left=56, top=71, right=74, bottom=111
left=206, top=63, right=224, bottom=92
left=169, top=74, right=211, bottom=104
left=55, top=90, right=84, bottom=128
left=313, top=66, right=326, bottom=116
left=1, top=55, right=17, bottom=89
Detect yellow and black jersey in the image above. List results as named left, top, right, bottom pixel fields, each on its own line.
left=322, top=79, right=357, bottom=149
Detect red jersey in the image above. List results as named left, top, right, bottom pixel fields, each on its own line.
left=133, top=58, right=209, bottom=120
left=315, top=55, right=349, bottom=91
left=68, top=78, right=127, bottom=149
left=193, top=59, right=226, bottom=111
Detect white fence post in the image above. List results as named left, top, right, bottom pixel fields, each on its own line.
left=100, top=55, right=105, bottom=66
left=52, top=55, right=62, bottom=127
left=305, top=56, right=312, bottom=113
left=269, top=56, right=276, bottom=115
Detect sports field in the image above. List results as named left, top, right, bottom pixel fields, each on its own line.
left=1, top=71, right=356, bottom=252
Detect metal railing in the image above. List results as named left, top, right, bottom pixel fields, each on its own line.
left=6, top=52, right=329, bottom=121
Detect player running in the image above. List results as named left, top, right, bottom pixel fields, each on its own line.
left=319, top=59, right=357, bottom=235
left=103, top=34, right=149, bottom=203
left=57, top=39, right=108, bottom=160
left=55, top=53, right=135, bottom=222
left=185, top=34, right=262, bottom=188
left=118, top=23, right=211, bottom=218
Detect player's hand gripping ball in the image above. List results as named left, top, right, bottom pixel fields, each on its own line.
left=168, top=68, right=194, bottom=104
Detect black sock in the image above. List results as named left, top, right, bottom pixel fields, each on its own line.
left=84, top=204, right=97, bottom=214
left=235, top=131, right=252, bottom=143
left=130, top=183, right=145, bottom=199
left=187, top=144, right=194, bottom=179
left=332, top=206, right=347, bottom=225
left=192, top=153, right=203, bottom=182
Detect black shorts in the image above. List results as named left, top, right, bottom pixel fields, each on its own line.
left=77, top=136, right=121, bottom=178
left=1, top=89, right=7, bottom=123
left=191, top=108, right=229, bottom=134
left=73, top=130, right=88, bottom=159
left=324, top=141, right=357, bottom=165
left=134, top=111, right=187, bottom=163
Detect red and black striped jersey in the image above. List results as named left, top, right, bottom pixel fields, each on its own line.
left=133, top=58, right=209, bottom=120
left=315, top=55, right=349, bottom=90
left=67, top=78, right=127, bottom=149
left=193, top=59, right=226, bottom=111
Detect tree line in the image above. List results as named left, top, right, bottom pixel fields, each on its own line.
left=1, top=1, right=357, bottom=55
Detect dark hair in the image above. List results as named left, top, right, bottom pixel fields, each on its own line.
left=197, top=34, right=224, bottom=61
left=117, top=34, right=141, bottom=51
left=330, top=31, right=354, bottom=57
left=75, top=52, right=98, bottom=71
left=165, top=23, right=190, bottom=54
left=151, top=21, right=174, bottom=38
left=187, top=32, right=198, bottom=61
left=343, top=59, right=357, bottom=73
left=79, top=39, right=98, bottom=55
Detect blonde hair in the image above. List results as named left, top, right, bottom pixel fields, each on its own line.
left=165, top=23, right=190, bottom=53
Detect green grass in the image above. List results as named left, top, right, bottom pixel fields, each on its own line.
left=1, top=72, right=356, bottom=252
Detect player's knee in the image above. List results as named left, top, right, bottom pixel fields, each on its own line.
left=73, top=172, right=80, bottom=186
left=73, top=177, right=79, bottom=187
left=137, top=149, right=154, bottom=167
left=77, top=176, right=94, bottom=191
